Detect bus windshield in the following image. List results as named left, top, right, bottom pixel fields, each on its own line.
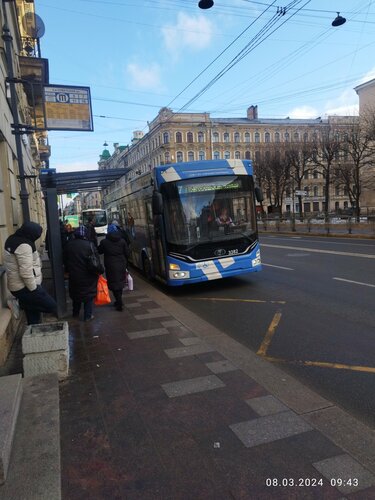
left=162, top=175, right=256, bottom=247
left=82, top=210, right=107, bottom=228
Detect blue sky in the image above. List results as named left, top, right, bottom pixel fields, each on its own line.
left=36, top=0, right=375, bottom=173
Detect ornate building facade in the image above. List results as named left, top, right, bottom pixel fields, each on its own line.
left=102, top=105, right=362, bottom=218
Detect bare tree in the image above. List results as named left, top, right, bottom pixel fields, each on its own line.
left=312, top=124, right=342, bottom=221
left=284, top=137, right=314, bottom=219
left=254, top=148, right=290, bottom=215
left=336, top=110, right=375, bottom=221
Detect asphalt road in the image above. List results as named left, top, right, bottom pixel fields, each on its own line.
left=162, top=234, right=375, bottom=428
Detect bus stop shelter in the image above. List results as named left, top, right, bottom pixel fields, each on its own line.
left=39, top=168, right=129, bottom=318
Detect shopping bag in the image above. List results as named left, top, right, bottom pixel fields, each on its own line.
left=125, top=270, right=134, bottom=291
left=94, top=275, right=111, bottom=305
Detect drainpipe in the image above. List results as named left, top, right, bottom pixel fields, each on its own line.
left=2, top=23, right=30, bottom=222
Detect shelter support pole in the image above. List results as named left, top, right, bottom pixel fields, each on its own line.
left=45, top=187, right=67, bottom=318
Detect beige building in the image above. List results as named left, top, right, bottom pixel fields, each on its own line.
left=102, top=105, right=357, bottom=217
left=1, top=1, right=50, bottom=364
left=354, top=78, right=375, bottom=212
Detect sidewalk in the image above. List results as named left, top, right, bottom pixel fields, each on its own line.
left=60, top=275, right=375, bottom=499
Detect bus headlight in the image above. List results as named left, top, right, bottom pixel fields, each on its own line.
left=169, top=263, right=180, bottom=271
left=169, top=270, right=190, bottom=279
left=252, top=250, right=261, bottom=267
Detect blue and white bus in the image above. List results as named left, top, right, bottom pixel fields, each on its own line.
left=118, top=159, right=263, bottom=286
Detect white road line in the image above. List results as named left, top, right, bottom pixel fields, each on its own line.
left=333, top=277, right=375, bottom=288
left=263, top=263, right=294, bottom=271
left=262, top=244, right=375, bottom=259
left=261, top=237, right=375, bottom=247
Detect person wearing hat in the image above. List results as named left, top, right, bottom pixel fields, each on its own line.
left=4, top=221, right=57, bottom=325
left=63, top=225, right=101, bottom=321
left=98, top=223, right=130, bottom=311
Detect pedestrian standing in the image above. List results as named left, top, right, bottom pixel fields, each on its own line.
left=98, top=223, right=130, bottom=311
left=85, top=216, right=98, bottom=247
left=63, top=225, right=100, bottom=321
left=4, top=221, right=57, bottom=325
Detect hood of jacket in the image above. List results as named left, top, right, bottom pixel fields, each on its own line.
left=106, top=231, right=121, bottom=243
left=5, top=221, right=42, bottom=253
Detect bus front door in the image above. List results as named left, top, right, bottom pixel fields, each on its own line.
left=149, top=214, right=167, bottom=281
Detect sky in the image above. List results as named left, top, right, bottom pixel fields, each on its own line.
left=35, top=0, right=375, bottom=173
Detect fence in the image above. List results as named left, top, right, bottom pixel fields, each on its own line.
left=258, top=214, right=375, bottom=237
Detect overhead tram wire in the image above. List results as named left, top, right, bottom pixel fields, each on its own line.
left=178, top=0, right=310, bottom=112
left=165, top=0, right=278, bottom=109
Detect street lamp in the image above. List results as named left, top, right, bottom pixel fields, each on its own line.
left=332, top=12, right=346, bottom=27
left=198, top=0, right=214, bottom=9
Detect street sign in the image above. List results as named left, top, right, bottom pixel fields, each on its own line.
left=295, top=190, right=307, bottom=196
left=43, top=85, right=93, bottom=131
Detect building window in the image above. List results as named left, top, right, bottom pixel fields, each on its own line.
left=275, top=132, right=280, bottom=143
left=187, top=132, right=193, bottom=143
left=284, top=132, right=290, bottom=142
left=343, top=186, right=349, bottom=196
left=293, top=132, right=299, bottom=142
left=244, top=132, right=250, bottom=143
left=255, top=151, right=260, bottom=162
left=335, top=185, right=340, bottom=196
left=313, top=201, right=320, bottom=212
left=235, top=151, right=241, bottom=159
left=344, top=201, right=348, bottom=209
left=245, top=150, right=251, bottom=159
left=176, top=151, right=183, bottom=162
left=335, top=201, right=340, bottom=212
left=303, top=132, right=308, bottom=142
left=313, top=170, right=318, bottom=179
left=213, top=132, right=219, bottom=143
left=313, top=186, right=318, bottom=197
left=254, top=132, right=260, bottom=143
left=214, top=150, right=220, bottom=160
left=304, top=171, right=309, bottom=179
left=224, top=150, right=230, bottom=159
left=234, top=132, right=240, bottom=143
left=164, top=152, right=170, bottom=163
left=224, top=132, right=230, bottom=143
left=304, top=186, right=309, bottom=196
left=188, top=151, right=194, bottom=162
left=163, top=132, right=169, bottom=144
left=265, top=132, right=270, bottom=143
left=176, top=132, right=182, bottom=143
left=199, top=150, right=205, bottom=160
left=198, top=132, right=204, bottom=143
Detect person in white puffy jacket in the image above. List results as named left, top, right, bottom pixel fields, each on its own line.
left=4, top=221, right=57, bottom=324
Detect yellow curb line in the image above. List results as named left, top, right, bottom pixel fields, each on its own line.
left=257, top=311, right=283, bottom=356
left=190, top=297, right=286, bottom=304
left=262, top=356, right=375, bottom=374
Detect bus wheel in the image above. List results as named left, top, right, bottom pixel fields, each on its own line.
left=142, top=256, right=152, bottom=280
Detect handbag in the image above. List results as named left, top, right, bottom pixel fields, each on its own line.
left=86, top=242, right=104, bottom=275
left=94, top=275, right=111, bottom=305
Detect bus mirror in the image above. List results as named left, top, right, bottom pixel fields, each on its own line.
left=152, top=191, right=164, bottom=215
left=255, top=187, right=264, bottom=203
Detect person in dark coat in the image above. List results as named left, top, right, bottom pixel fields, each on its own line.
left=63, top=225, right=100, bottom=321
left=98, top=223, right=129, bottom=311
left=85, top=216, right=98, bottom=247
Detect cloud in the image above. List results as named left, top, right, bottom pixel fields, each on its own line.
left=126, top=62, right=162, bottom=90
left=324, top=87, right=359, bottom=117
left=288, top=105, right=319, bottom=119
left=162, top=12, right=214, bottom=57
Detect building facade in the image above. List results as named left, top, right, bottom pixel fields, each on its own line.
left=0, top=0, right=50, bottom=364
left=102, top=105, right=362, bottom=218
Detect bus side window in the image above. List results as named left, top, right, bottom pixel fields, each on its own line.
left=146, top=201, right=153, bottom=223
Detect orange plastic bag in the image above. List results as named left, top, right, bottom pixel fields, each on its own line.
left=94, top=275, right=111, bottom=305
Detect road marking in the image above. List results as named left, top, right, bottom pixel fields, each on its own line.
left=263, top=263, right=294, bottom=271
left=333, top=277, right=375, bottom=288
left=261, top=236, right=375, bottom=247
left=263, top=356, right=375, bottom=374
left=190, top=297, right=286, bottom=304
left=262, top=244, right=375, bottom=259
left=257, top=311, right=283, bottom=356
